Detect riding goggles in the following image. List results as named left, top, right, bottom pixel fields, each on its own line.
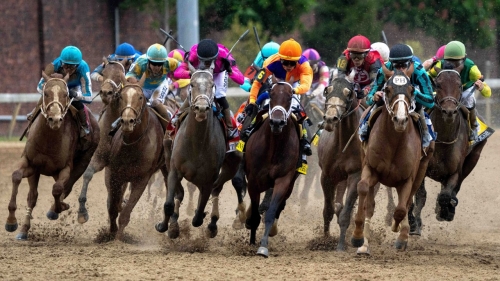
left=281, top=59, right=297, bottom=67
left=349, top=52, right=367, bottom=60
left=62, top=63, right=79, bottom=70
left=149, top=60, right=164, bottom=67
left=392, top=60, right=411, bottom=69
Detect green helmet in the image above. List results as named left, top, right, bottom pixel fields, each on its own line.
left=60, top=46, right=82, bottom=65
left=146, top=43, right=168, bottom=62
left=444, top=41, right=466, bottom=60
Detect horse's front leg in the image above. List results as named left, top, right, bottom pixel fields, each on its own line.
left=156, top=168, right=182, bottom=237
left=410, top=181, right=427, bottom=236
left=78, top=156, right=107, bottom=224
left=393, top=181, right=414, bottom=251
left=16, top=172, right=40, bottom=240
left=192, top=183, right=212, bottom=228
left=352, top=165, right=378, bottom=249
left=6, top=157, right=34, bottom=235
left=231, top=160, right=247, bottom=230
left=47, top=166, right=71, bottom=220
left=337, top=172, right=360, bottom=251
left=116, top=177, right=149, bottom=241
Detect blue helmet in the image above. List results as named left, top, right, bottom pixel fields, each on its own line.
left=60, top=46, right=82, bottom=65
left=115, top=42, right=136, bottom=59
left=254, top=41, right=280, bottom=67
left=146, top=44, right=168, bottom=63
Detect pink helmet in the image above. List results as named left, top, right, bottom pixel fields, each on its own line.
left=435, top=45, right=446, bottom=60
left=302, top=48, right=321, bottom=62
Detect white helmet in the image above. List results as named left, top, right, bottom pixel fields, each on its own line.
left=371, top=42, right=390, bottom=63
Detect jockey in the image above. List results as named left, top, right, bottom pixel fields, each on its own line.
left=302, top=48, right=329, bottom=100
left=125, top=43, right=180, bottom=128
left=173, top=39, right=245, bottom=139
left=33, top=45, right=93, bottom=138
left=362, top=43, right=435, bottom=148
left=422, top=45, right=446, bottom=71
left=371, top=42, right=390, bottom=63
left=91, top=42, right=140, bottom=83
left=240, top=41, right=280, bottom=94
left=428, top=40, right=491, bottom=141
left=336, top=35, right=383, bottom=100
left=244, top=38, right=314, bottom=156
left=167, top=49, right=190, bottom=96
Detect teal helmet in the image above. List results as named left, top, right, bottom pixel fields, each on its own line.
left=254, top=41, right=280, bottom=67
left=146, top=43, right=168, bottom=63
left=60, top=46, right=82, bottom=65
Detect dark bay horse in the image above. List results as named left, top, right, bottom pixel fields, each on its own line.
left=156, top=68, right=241, bottom=239
left=318, top=76, right=369, bottom=251
left=244, top=80, right=300, bottom=258
left=78, top=59, right=127, bottom=223
left=409, top=65, right=489, bottom=235
left=105, top=77, right=167, bottom=240
left=6, top=72, right=99, bottom=240
left=352, top=68, right=434, bottom=254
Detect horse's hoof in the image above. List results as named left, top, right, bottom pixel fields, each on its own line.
left=5, top=222, right=18, bottom=232
left=410, top=227, right=422, bottom=236
left=351, top=236, right=364, bottom=248
left=256, top=247, right=269, bottom=258
left=356, top=245, right=371, bottom=255
left=46, top=210, right=59, bottom=220
left=16, top=232, right=28, bottom=240
left=167, top=222, right=179, bottom=239
left=155, top=222, right=168, bottom=233
left=395, top=239, right=408, bottom=251
left=207, top=223, right=218, bottom=238
left=232, top=218, right=244, bottom=230
left=77, top=212, right=89, bottom=224
left=192, top=216, right=203, bottom=228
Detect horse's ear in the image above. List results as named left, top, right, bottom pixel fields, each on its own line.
left=433, top=65, right=441, bottom=74
left=342, top=87, right=350, bottom=97
left=347, top=69, right=356, bottom=82
left=138, top=72, right=146, bottom=88
left=63, top=73, right=70, bottom=82
left=455, top=63, right=464, bottom=73
left=121, top=58, right=128, bottom=67
left=382, top=63, right=393, bottom=81
left=271, top=75, right=278, bottom=84
left=41, top=70, right=50, bottom=81
left=120, top=71, right=127, bottom=85
left=188, top=61, right=196, bottom=74
left=324, top=85, right=333, bottom=97
left=103, top=56, right=108, bottom=65
left=405, top=62, right=415, bottom=77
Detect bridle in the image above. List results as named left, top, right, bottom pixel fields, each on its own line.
left=101, top=61, right=125, bottom=97
left=189, top=69, right=214, bottom=109
left=120, top=84, right=146, bottom=127
left=269, top=82, right=293, bottom=125
left=41, top=78, right=72, bottom=119
left=433, top=69, right=462, bottom=112
left=383, top=74, right=415, bottom=118
left=324, top=79, right=360, bottom=122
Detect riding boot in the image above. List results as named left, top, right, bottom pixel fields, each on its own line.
left=77, top=108, right=90, bottom=138
left=222, top=108, right=237, bottom=139
left=300, top=119, right=312, bottom=156
left=151, top=103, right=170, bottom=132
left=468, top=106, right=479, bottom=141
left=27, top=97, right=42, bottom=123
left=171, top=101, right=189, bottom=128
left=418, top=107, right=432, bottom=148
left=240, top=116, right=255, bottom=142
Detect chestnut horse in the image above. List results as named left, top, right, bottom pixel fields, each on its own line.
left=351, top=68, right=434, bottom=254
left=409, top=65, right=490, bottom=235
left=244, top=80, right=300, bottom=257
left=77, top=59, right=127, bottom=223
left=318, top=76, right=370, bottom=251
left=6, top=72, right=99, bottom=240
left=105, top=78, right=167, bottom=240
left=156, top=67, right=241, bottom=239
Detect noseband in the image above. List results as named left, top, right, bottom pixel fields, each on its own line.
left=434, top=69, right=462, bottom=112
left=120, top=84, right=146, bottom=127
left=189, top=70, right=214, bottom=109
left=41, top=78, right=72, bottom=119
left=324, top=80, right=359, bottom=121
left=269, top=82, right=293, bottom=124
left=101, top=61, right=125, bottom=97
left=383, top=74, right=415, bottom=118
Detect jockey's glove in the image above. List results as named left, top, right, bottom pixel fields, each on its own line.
left=245, top=103, right=257, bottom=115
left=69, top=89, right=79, bottom=99
left=222, top=58, right=233, bottom=74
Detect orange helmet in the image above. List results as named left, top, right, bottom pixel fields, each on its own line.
left=278, top=38, right=302, bottom=61
left=347, top=35, right=371, bottom=52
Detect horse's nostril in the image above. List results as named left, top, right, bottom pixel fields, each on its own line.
left=453, top=110, right=458, bottom=115
left=279, top=120, right=285, bottom=126
left=48, top=117, right=53, bottom=122
left=129, top=119, right=135, bottom=124
left=59, top=118, right=63, bottom=122
left=195, top=106, right=199, bottom=111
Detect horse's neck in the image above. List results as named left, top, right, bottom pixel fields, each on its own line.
left=431, top=109, right=468, bottom=143
left=335, top=110, right=362, bottom=145
left=183, top=109, right=218, bottom=142
left=31, top=116, right=75, bottom=148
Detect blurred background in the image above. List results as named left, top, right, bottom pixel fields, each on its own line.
left=1, top=0, right=499, bottom=137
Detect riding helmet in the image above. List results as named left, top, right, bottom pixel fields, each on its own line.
left=60, top=46, right=82, bottom=65
left=444, top=41, right=466, bottom=60
left=261, top=42, right=280, bottom=59
left=115, top=42, right=136, bottom=58
left=388, top=44, right=413, bottom=62
left=278, top=38, right=302, bottom=61
left=371, top=42, right=390, bottom=62
left=146, top=43, right=168, bottom=62
left=168, top=49, right=185, bottom=62
left=197, top=39, right=219, bottom=61
left=302, top=48, right=321, bottom=63
left=347, top=35, right=371, bottom=53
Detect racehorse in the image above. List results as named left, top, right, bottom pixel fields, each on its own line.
left=351, top=68, right=434, bottom=254
left=409, top=65, right=489, bottom=235
left=105, top=74, right=167, bottom=240
left=318, top=76, right=372, bottom=251
left=6, top=72, right=99, bottom=240
left=77, top=58, right=128, bottom=224
left=244, top=78, right=301, bottom=257
left=156, top=66, right=241, bottom=239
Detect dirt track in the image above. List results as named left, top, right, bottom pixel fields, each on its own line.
left=0, top=134, right=499, bottom=280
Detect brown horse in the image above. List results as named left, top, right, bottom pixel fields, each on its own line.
left=409, top=65, right=490, bottom=235
left=351, top=68, right=434, bottom=254
left=244, top=80, right=300, bottom=258
left=156, top=68, right=241, bottom=239
left=77, top=59, right=127, bottom=223
left=6, top=72, right=99, bottom=240
left=105, top=78, right=167, bottom=240
left=318, top=76, right=371, bottom=251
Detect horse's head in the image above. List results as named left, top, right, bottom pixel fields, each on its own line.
left=99, top=58, right=126, bottom=105
left=268, top=78, right=293, bottom=134
left=118, top=81, right=146, bottom=133
left=384, top=68, right=415, bottom=132
left=189, top=69, right=214, bottom=122
left=433, top=64, right=463, bottom=124
left=40, top=71, right=71, bottom=130
left=322, top=77, right=356, bottom=131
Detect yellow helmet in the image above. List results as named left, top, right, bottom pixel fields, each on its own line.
left=279, top=38, right=302, bottom=61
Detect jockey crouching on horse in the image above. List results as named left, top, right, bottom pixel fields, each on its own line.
left=336, top=35, right=383, bottom=101
left=29, top=46, right=93, bottom=139
left=172, top=39, right=245, bottom=139
left=301, top=48, right=330, bottom=111
left=91, top=42, right=140, bottom=83
left=122, top=43, right=180, bottom=131
left=242, top=38, right=314, bottom=157
left=361, top=44, right=435, bottom=148
left=167, top=49, right=190, bottom=99
left=428, top=40, right=491, bottom=141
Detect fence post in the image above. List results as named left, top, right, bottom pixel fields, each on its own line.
left=8, top=103, right=22, bottom=139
